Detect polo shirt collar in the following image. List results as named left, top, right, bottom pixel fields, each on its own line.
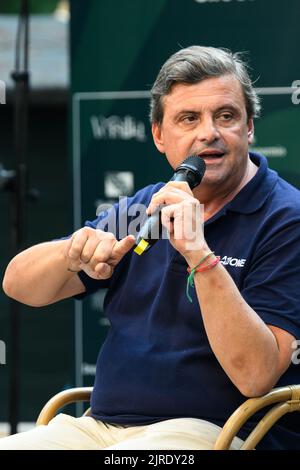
left=225, top=152, right=278, bottom=214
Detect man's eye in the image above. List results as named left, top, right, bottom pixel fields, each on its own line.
left=182, top=115, right=197, bottom=123
left=219, top=113, right=233, bottom=121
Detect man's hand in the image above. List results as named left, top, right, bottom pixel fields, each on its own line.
left=146, top=181, right=208, bottom=262
left=65, top=227, right=136, bottom=279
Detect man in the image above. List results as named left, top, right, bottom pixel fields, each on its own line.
left=2, top=46, right=300, bottom=450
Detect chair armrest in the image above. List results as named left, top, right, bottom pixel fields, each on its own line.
left=36, top=387, right=93, bottom=426
left=214, top=384, right=300, bottom=450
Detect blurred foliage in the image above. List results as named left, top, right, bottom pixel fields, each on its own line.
left=0, top=0, right=60, bottom=14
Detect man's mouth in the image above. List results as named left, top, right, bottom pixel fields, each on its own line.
left=198, top=150, right=226, bottom=159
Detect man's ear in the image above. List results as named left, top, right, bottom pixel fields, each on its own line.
left=152, top=122, right=165, bottom=154
left=247, top=118, right=254, bottom=145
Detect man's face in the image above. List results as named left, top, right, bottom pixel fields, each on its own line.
left=152, top=75, right=254, bottom=193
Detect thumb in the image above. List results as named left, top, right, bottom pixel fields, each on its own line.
left=111, top=235, right=136, bottom=263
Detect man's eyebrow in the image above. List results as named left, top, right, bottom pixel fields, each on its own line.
left=174, top=110, right=199, bottom=119
left=175, top=103, right=241, bottom=115
left=176, top=110, right=199, bottom=115
left=215, top=104, right=241, bottom=113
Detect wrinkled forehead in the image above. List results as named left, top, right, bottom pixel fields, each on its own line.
left=161, top=75, right=247, bottom=115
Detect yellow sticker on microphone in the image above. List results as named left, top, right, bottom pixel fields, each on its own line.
left=134, top=239, right=149, bottom=255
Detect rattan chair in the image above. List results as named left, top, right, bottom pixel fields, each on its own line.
left=36, top=384, right=300, bottom=450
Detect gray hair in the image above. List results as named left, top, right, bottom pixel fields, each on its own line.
left=150, top=45, right=261, bottom=124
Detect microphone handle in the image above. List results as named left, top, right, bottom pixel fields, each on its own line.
left=135, top=210, right=161, bottom=251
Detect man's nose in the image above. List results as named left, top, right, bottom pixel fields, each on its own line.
left=196, top=117, right=220, bottom=143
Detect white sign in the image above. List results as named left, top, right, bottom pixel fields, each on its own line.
left=0, top=340, right=6, bottom=365
left=104, top=171, right=134, bottom=198
left=90, top=115, right=147, bottom=142
left=0, top=80, right=6, bottom=105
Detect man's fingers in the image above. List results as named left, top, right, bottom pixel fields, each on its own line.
left=147, top=187, right=193, bottom=215
left=111, top=235, right=136, bottom=262
left=161, top=204, right=177, bottom=236
left=94, top=235, right=135, bottom=278
left=94, top=262, right=114, bottom=279
left=88, top=237, right=118, bottom=269
left=164, top=181, right=192, bottom=194
left=80, top=237, right=102, bottom=264
left=67, top=229, right=135, bottom=280
left=68, top=230, right=89, bottom=260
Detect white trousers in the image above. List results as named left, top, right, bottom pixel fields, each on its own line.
left=0, top=414, right=243, bottom=450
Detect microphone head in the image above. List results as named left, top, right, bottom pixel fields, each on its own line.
left=175, top=155, right=206, bottom=188
left=176, top=155, right=206, bottom=177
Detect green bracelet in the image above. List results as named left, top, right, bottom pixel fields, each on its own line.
left=186, top=251, right=214, bottom=303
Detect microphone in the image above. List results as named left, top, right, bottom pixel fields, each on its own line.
left=134, top=155, right=206, bottom=255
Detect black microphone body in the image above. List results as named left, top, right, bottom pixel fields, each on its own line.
left=134, top=156, right=206, bottom=255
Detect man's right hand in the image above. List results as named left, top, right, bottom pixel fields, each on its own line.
left=65, top=227, right=136, bottom=280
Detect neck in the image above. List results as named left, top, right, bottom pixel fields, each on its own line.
left=194, top=157, right=258, bottom=221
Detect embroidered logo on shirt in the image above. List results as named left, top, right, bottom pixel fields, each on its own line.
left=221, top=256, right=246, bottom=268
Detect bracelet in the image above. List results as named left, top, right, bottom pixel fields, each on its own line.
left=193, top=256, right=220, bottom=273
left=187, top=252, right=215, bottom=274
left=186, top=254, right=220, bottom=303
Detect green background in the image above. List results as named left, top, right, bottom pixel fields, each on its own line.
left=0, top=1, right=61, bottom=14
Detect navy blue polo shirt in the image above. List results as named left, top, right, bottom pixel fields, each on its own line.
left=74, top=153, right=300, bottom=450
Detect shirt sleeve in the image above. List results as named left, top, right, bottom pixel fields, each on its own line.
left=241, top=220, right=300, bottom=340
